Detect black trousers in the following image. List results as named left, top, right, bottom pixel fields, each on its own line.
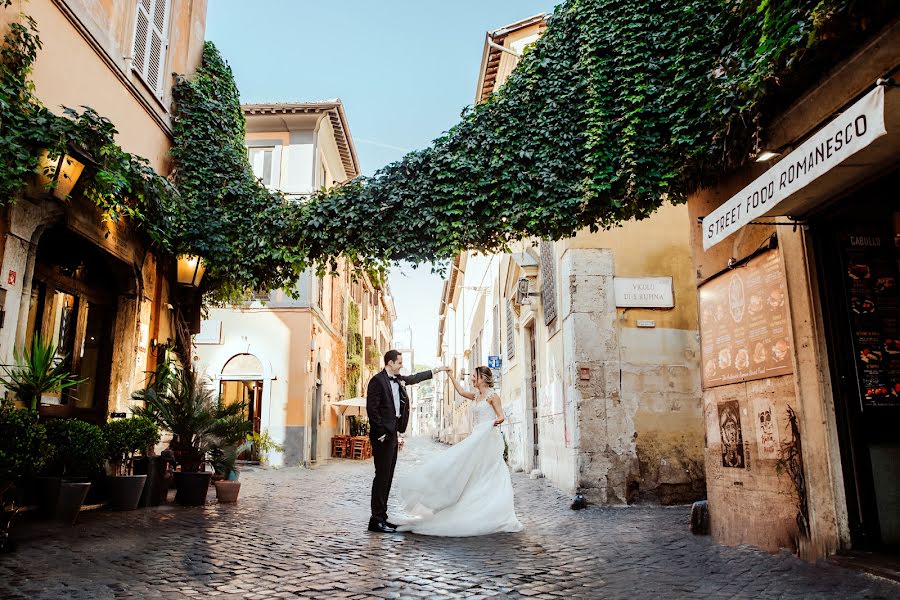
left=370, top=433, right=398, bottom=522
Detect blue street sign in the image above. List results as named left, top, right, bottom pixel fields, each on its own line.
left=488, top=355, right=502, bottom=369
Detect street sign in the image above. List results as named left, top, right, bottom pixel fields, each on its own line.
left=488, top=355, right=502, bottom=369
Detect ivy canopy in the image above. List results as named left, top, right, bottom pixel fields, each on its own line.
left=3, top=0, right=896, bottom=300
left=297, top=0, right=894, bottom=268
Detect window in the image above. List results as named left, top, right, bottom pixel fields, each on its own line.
left=540, top=240, right=558, bottom=326
left=248, top=147, right=275, bottom=186
left=505, top=301, right=516, bottom=361
left=132, top=0, right=171, bottom=98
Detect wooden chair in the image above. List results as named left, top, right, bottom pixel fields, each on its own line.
left=331, top=437, right=346, bottom=458
left=350, top=437, right=367, bottom=460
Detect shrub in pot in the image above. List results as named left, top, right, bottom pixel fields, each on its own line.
left=103, top=416, right=159, bottom=511
left=44, top=419, right=106, bottom=523
left=0, top=399, right=49, bottom=551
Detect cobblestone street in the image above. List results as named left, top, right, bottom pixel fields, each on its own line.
left=1, top=437, right=898, bottom=599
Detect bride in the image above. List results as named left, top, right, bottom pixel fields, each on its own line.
left=393, top=366, right=523, bottom=536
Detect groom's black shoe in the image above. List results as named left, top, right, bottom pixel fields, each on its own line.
left=368, top=518, right=397, bottom=533
left=384, top=520, right=398, bottom=529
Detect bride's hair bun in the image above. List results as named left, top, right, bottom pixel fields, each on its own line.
left=476, top=366, right=495, bottom=387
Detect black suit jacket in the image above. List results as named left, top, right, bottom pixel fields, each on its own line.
left=366, top=369, right=433, bottom=438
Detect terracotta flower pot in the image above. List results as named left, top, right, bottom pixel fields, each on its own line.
left=214, top=480, right=241, bottom=503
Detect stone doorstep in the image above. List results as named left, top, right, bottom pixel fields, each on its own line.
left=13, top=502, right=107, bottom=514
left=830, top=552, right=900, bottom=584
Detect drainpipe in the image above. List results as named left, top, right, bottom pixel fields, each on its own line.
left=487, top=38, right=520, bottom=58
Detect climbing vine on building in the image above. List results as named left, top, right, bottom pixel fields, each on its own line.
left=0, top=12, right=178, bottom=249
left=344, top=301, right=363, bottom=398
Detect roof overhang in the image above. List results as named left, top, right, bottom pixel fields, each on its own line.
left=242, top=100, right=360, bottom=180
left=475, top=13, right=548, bottom=104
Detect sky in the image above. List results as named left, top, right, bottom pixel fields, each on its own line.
left=206, top=0, right=558, bottom=365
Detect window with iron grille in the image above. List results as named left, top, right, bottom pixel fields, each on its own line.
left=540, top=241, right=557, bottom=326
left=505, top=301, right=516, bottom=361
left=132, top=0, right=171, bottom=99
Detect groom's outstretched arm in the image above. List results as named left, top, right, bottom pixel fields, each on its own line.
left=399, top=369, right=433, bottom=386
left=366, top=377, right=387, bottom=438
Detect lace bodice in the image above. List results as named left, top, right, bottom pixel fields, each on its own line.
left=470, top=392, right=498, bottom=426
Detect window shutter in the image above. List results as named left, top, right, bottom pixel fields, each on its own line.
left=132, top=0, right=170, bottom=98
left=505, top=302, right=516, bottom=360
left=540, top=241, right=557, bottom=326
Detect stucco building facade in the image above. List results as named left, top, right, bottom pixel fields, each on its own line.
left=437, top=14, right=705, bottom=506
left=0, top=0, right=207, bottom=420
left=194, top=102, right=395, bottom=467
left=688, top=18, right=900, bottom=560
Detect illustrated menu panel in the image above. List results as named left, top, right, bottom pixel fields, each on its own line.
left=839, top=214, right=900, bottom=407
left=699, top=248, right=794, bottom=389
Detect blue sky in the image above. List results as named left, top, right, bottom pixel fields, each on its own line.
left=206, top=0, right=558, bottom=364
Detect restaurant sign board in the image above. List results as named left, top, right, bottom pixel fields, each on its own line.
left=702, top=86, right=887, bottom=250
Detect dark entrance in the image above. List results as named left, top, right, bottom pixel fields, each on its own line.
left=814, top=173, right=900, bottom=551
left=25, top=226, right=126, bottom=422
left=527, top=323, right=540, bottom=471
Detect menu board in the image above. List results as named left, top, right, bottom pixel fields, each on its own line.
left=699, top=248, right=794, bottom=389
left=839, top=216, right=900, bottom=407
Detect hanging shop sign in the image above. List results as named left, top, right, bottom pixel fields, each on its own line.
left=702, top=86, right=887, bottom=250
left=698, top=248, right=794, bottom=388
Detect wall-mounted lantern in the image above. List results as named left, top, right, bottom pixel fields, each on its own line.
left=176, top=255, right=206, bottom=288
left=516, top=277, right=539, bottom=305
left=30, top=145, right=94, bottom=201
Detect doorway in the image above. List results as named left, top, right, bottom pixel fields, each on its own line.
left=219, top=353, right=265, bottom=460
left=527, top=323, right=540, bottom=471
left=815, top=175, right=900, bottom=551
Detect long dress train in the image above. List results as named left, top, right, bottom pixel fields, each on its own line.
left=392, top=393, right=523, bottom=537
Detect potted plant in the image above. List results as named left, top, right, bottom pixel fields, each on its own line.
left=133, top=366, right=217, bottom=506
left=210, top=441, right=251, bottom=503
left=0, top=335, right=85, bottom=411
left=248, top=429, right=285, bottom=465
left=103, top=416, right=159, bottom=511
left=0, top=399, right=49, bottom=552
left=131, top=362, right=174, bottom=506
left=43, top=418, right=106, bottom=524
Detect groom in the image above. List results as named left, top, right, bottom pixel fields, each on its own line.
left=366, top=350, right=446, bottom=533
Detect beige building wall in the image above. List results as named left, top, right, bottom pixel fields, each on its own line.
left=4, top=0, right=206, bottom=173
left=441, top=14, right=704, bottom=505
left=0, top=1, right=206, bottom=422
left=685, top=20, right=900, bottom=558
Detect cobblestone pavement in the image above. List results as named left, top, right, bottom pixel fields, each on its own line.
left=1, top=437, right=899, bottom=600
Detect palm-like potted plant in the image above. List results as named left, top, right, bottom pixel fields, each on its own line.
left=103, top=416, right=159, bottom=511
left=133, top=366, right=218, bottom=506
left=210, top=441, right=250, bottom=503
left=0, top=335, right=84, bottom=410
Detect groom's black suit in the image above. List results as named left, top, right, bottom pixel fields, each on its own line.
left=367, top=368, right=433, bottom=524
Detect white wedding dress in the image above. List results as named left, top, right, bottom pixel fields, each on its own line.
left=393, top=392, right=523, bottom=536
